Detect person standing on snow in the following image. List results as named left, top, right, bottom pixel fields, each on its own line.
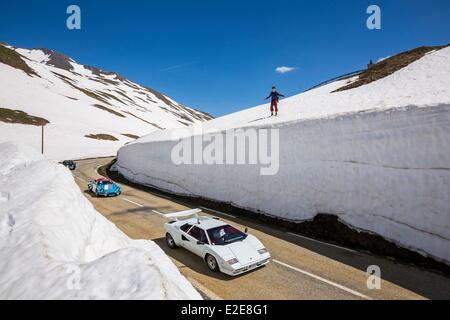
left=265, top=86, right=285, bottom=116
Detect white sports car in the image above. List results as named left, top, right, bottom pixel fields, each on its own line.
left=164, top=209, right=270, bottom=276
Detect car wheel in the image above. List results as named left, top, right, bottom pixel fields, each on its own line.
left=166, top=233, right=178, bottom=249
left=205, top=254, right=220, bottom=272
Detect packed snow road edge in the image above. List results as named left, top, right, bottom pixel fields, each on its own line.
left=0, top=142, right=201, bottom=300
left=116, top=105, right=450, bottom=265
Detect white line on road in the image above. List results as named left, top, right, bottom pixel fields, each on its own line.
left=122, top=198, right=145, bottom=208
left=200, top=207, right=236, bottom=218
left=152, top=209, right=168, bottom=217
left=272, top=259, right=372, bottom=300
left=74, top=176, right=86, bottom=183
left=121, top=198, right=168, bottom=218
left=287, top=232, right=357, bottom=253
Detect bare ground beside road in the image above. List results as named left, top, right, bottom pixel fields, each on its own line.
left=72, top=158, right=450, bottom=300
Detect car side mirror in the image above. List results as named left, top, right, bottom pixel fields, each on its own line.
left=181, top=235, right=189, bottom=241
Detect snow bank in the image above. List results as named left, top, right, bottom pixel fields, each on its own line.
left=116, top=47, right=450, bottom=265
left=0, top=142, right=201, bottom=299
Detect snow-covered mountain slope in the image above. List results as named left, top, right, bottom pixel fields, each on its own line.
left=0, top=43, right=212, bottom=160
left=0, top=142, right=201, bottom=299
left=116, top=46, right=450, bottom=264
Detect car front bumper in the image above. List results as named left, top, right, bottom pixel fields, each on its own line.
left=98, top=191, right=121, bottom=197
left=221, top=256, right=271, bottom=276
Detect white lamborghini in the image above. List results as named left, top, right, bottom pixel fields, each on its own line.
left=164, top=209, right=271, bottom=276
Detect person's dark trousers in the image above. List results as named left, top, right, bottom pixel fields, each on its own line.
left=270, top=100, right=278, bottom=113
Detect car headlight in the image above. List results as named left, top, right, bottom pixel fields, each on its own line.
left=258, top=248, right=268, bottom=254
left=227, top=258, right=239, bottom=265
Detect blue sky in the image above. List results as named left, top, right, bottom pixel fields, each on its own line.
left=1, top=0, right=449, bottom=116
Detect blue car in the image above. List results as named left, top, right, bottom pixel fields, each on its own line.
left=88, top=178, right=121, bottom=197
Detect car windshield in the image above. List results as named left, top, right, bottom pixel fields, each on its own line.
left=207, top=225, right=247, bottom=245
left=100, top=180, right=113, bottom=185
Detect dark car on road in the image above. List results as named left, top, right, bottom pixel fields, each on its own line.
left=62, top=160, right=76, bottom=170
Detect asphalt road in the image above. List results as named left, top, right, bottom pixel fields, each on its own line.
left=72, top=157, right=450, bottom=300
